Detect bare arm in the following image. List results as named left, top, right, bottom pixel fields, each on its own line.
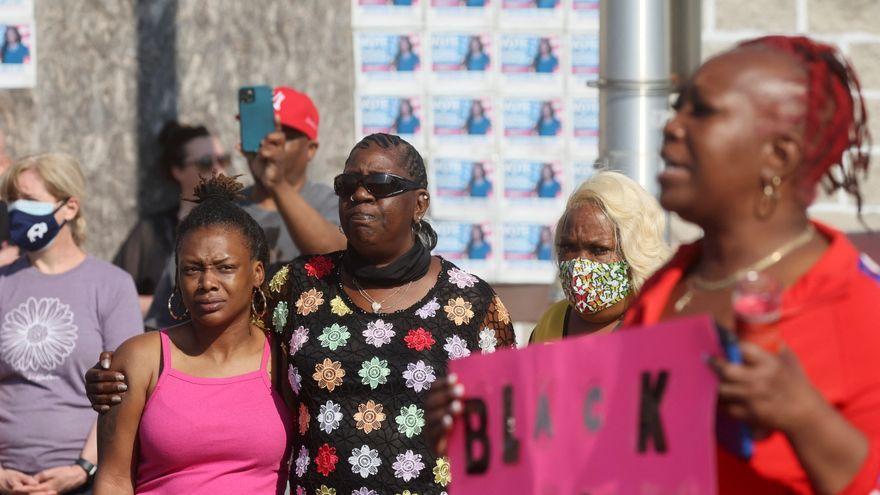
left=272, top=180, right=346, bottom=255
left=94, top=334, right=158, bottom=495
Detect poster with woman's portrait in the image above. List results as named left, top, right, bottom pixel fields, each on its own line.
left=571, top=159, right=597, bottom=189
left=355, top=32, right=424, bottom=89
left=429, top=32, right=493, bottom=89
left=502, top=159, right=565, bottom=207
left=352, top=0, right=423, bottom=27
left=499, top=33, right=563, bottom=89
left=434, top=220, right=496, bottom=280
left=0, top=21, right=35, bottom=88
left=500, top=222, right=557, bottom=283
left=431, top=158, right=496, bottom=212
left=356, top=95, right=425, bottom=149
left=571, top=96, right=599, bottom=152
left=431, top=96, right=494, bottom=147
left=501, top=97, right=564, bottom=149
left=427, top=0, right=493, bottom=26
left=569, top=32, right=599, bottom=90
left=499, top=0, right=564, bottom=28
left=569, top=0, right=600, bottom=29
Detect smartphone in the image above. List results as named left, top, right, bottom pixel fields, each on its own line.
left=715, top=324, right=754, bottom=460
left=238, top=85, right=275, bottom=153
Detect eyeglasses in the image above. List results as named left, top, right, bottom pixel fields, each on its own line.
left=333, top=172, right=423, bottom=199
left=185, top=153, right=232, bottom=172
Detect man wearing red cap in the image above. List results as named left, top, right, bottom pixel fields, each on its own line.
left=241, top=86, right=345, bottom=262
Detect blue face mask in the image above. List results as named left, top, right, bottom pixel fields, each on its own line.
left=7, top=199, right=68, bottom=252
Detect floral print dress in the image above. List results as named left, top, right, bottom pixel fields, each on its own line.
left=268, top=251, right=515, bottom=495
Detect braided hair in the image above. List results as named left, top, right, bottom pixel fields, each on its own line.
left=738, top=36, right=871, bottom=209
left=174, top=175, right=269, bottom=276
left=346, top=133, right=437, bottom=250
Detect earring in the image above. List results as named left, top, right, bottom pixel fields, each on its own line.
left=251, top=287, right=268, bottom=320
left=757, top=175, right=781, bottom=219
left=412, top=218, right=423, bottom=234
left=167, top=289, right=189, bottom=321
left=350, top=195, right=356, bottom=203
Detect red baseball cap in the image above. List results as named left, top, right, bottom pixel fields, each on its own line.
left=273, top=86, right=319, bottom=140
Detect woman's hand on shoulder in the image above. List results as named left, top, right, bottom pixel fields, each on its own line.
left=86, top=332, right=160, bottom=412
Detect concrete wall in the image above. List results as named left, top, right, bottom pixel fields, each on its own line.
left=0, top=0, right=354, bottom=260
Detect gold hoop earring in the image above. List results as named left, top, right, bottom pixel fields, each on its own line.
left=757, top=175, right=781, bottom=219
left=167, top=289, right=188, bottom=321
left=251, top=287, right=268, bottom=320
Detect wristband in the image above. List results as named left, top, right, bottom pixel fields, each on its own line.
left=74, top=457, right=97, bottom=480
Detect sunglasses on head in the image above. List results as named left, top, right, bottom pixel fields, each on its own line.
left=333, top=172, right=423, bottom=199
left=186, top=153, right=232, bottom=172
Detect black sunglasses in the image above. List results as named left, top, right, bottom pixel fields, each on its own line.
left=334, top=172, right=423, bottom=199
left=186, top=153, right=232, bottom=172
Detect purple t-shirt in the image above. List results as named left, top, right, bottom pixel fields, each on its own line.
left=0, top=256, right=142, bottom=474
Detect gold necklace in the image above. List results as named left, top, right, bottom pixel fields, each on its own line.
left=673, top=226, right=815, bottom=313
left=352, top=278, right=414, bottom=313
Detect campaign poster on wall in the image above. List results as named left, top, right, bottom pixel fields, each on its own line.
left=570, top=159, right=597, bottom=189
left=499, top=33, right=563, bottom=90
left=570, top=31, right=599, bottom=90
left=499, top=0, right=564, bottom=28
left=429, top=32, right=494, bottom=89
left=356, top=94, right=426, bottom=149
left=427, top=0, right=493, bottom=26
left=502, top=158, right=565, bottom=207
left=569, top=0, right=600, bottom=29
left=0, top=0, right=35, bottom=88
left=351, top=0, right=423, bottom=27
left=431, top=157, right=496, bottom=212
left=501, top=221, right=557, bottom=282
left=434, top=219, right=497, bottom=279
left=501, top=97, right=564, bottom=149
left=571, top=96, right=599, bottom=152
left=431, top=95, right=494, bottom=148
left=355, top=31, right=424, bottom=89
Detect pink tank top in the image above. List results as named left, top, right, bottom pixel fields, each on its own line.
left=136, top=332, right=292, bottom=494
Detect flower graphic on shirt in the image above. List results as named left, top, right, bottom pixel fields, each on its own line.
left=447, top=267, right=478, bottom=289
left=444, top=297, right=474, bottom=326
left=294, top=485, right=305, bottom=495
left=348, top=445, right=381, bottom=479
left=404, top=327, right=435, bottom=351
left=352, top=488, right=378, bottom=495
left=305, top=255, right=334, bottom=279
left=294, top=445, right=309, bottom=477
left=490, top=295, right=511, bottom=325
left=318, top=400, right=344, bottom=434
left=318, top=324, right=350, bottom=351
left=295, top=288, right=324, bottom=316
left=329, top=295, right=352, bottom=317
left=268, top=264, right=289, bottom=294
left=315, top=443, right=338, bottom=476
left=393, top=450, right=425, bottom=482
left=272, top=301, right=288, bottom=334
left=354, top=400, right=386, bottom=434
left=316, top=485, right=336, bottom=495
left=433, top=457, right=452, bottom=487
left=443, top=335, right=471, bottom=361
left=313, top=358, right=345, bottom=392
left=395, top=491, right=418, bottom=495
left=0, top=297, right=78, bottom=375
left=415, top=297, right=440, bottom=319
left=395, top=404, right=425, bottom=438
left=358, top=357, right=391, bottom=390
left=478, top=328, right=497, bottom=354
left=288, top=365, right=302, bottom=395
left=298, top=403, right=310, bottom=435
left=363, top=319, right=395, bottom=348
left=289, top=326, right=309, bottom=357
left=402, top=360, right=436, bottom=392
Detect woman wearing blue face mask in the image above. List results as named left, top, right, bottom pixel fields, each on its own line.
left=529, top=171, right=670, bottom=343
left=0, top=153, right=142, bottom=495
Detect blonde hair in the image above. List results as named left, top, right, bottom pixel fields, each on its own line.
left=0, top=153, right=88, bottom=246
left=556, top=171, right=671, bottom=290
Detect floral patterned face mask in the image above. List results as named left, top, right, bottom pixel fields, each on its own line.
left=558, top=258, right=631, bottom=315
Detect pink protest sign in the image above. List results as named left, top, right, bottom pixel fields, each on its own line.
left=448, top=315, right=721, bottom=495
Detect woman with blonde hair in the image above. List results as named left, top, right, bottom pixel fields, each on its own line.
left=529, top=170, right=671, bottom=343
left=0, top=153, right=141, bottom=494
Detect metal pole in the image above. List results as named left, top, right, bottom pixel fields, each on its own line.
left=597, top=0, right=672, bottom=196
left=671, top=0, right=703, bottom=84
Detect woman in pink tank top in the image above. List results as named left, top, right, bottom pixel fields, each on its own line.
left=94, top=176, right=292, bottom=494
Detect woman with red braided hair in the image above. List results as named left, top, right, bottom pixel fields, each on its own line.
left=625, top=35, right=880, bottom=493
